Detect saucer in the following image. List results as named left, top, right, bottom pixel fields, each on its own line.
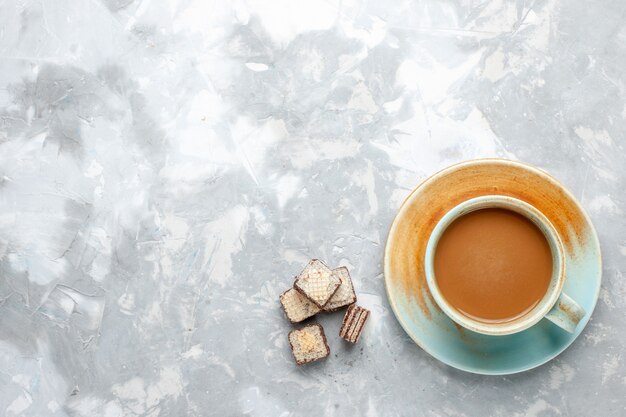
left=384, top=159, right=602, bottom=375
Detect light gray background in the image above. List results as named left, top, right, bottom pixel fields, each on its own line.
left=1, top=0, right=625, bottom=416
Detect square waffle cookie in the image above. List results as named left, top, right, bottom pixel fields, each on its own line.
left=293, top=259, right=341, bottom=308
left=323, top=266, right=357, bottom=312
left=280, top=288, right=321, bottom=323
left=339, top=304, right=370, bottom=343
left=288, top=324, right=330, bottom=365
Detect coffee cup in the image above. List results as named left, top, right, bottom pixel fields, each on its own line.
left=424, top=195, right=585, bottom=335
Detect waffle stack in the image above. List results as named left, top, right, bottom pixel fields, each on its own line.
left=279, top=259, right=370, bottom=365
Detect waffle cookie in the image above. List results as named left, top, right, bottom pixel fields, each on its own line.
left=339, top=304, right=370, bottom=343
left=288, top=324, right=330, bottom=365
left=293, top=259, right=341, bottom=308
left=323, top=267, right=357, bottom=312
left=280, top=288, right=321, bottom=323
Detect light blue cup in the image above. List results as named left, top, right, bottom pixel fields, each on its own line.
left=424, top=195, right=585, bottom=336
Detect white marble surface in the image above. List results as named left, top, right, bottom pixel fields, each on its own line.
left=1, top=0, right=625, bottom=416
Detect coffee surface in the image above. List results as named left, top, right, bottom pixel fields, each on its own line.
left=434, top=208, right=553, bottom=323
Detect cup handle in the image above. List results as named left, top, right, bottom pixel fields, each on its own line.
left=544, top=293, right=585, bottom=333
